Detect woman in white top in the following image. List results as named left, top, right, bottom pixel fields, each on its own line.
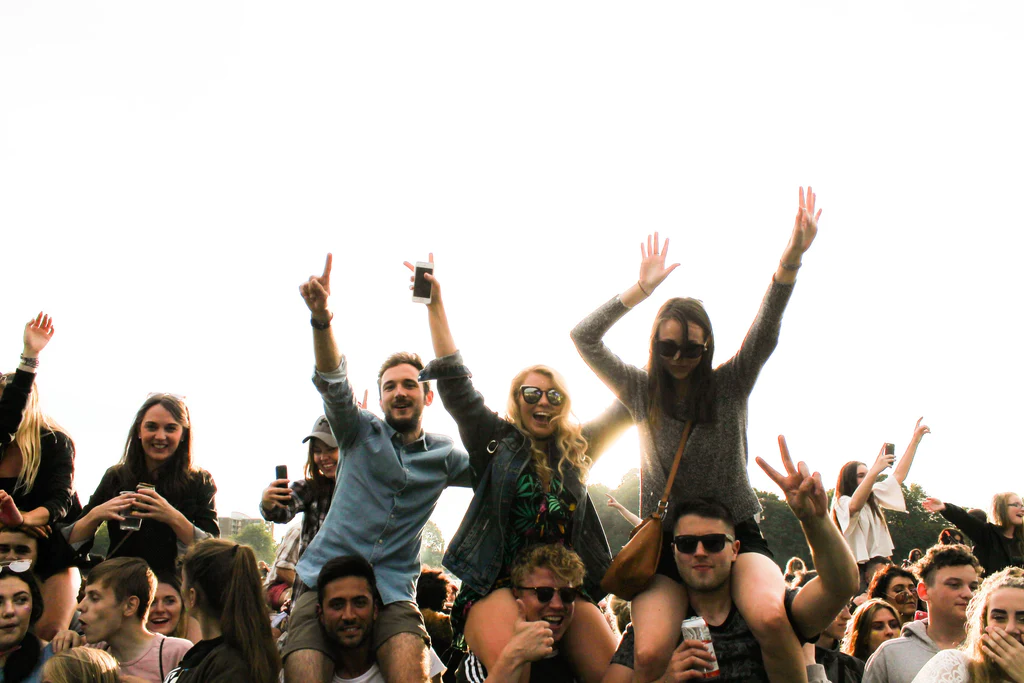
left=912, top=566, right=1024, bottom=683
left=830, top=418, right=930, bottom=563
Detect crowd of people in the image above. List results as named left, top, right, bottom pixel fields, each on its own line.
left=3, top=188, right=1023, bottom=682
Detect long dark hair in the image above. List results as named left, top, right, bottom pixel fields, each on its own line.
left=115, top=394, right=196, bottom=499
left=182, top=539, right=280, bottom=683
left=842, top=598, right=901, bottom=661
left=832, top=461, right=884, bottom=528
left=646, top=298, right=716, bottom=429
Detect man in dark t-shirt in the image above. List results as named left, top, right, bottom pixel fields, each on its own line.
left=607, top=444, right=861, bottom=681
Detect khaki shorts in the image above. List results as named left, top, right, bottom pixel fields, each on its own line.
left=282, top=583, right=430, bottom=663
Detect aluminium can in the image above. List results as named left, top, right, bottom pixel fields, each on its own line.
left=680, top=616, right=720, bottom=678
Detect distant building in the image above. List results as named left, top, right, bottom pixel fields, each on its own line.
left=219, top=511, right=273, bottom=537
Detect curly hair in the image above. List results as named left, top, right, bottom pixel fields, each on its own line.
left=510, top=544, right=585, bottom=589
left=962, top=567, right=1024, bottom=683
left=911, top=543, right=981, bottom=586
left=505, top=365, right=590, bottom=488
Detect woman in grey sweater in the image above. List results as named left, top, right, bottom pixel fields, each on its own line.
left=570, top=187, right=822, bottom=683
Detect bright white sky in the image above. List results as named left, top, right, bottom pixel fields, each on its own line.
left=2, top=2, right=1022, bottom=545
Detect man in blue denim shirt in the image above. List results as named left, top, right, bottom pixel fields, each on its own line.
left=284, top=255, right=472, bottom=683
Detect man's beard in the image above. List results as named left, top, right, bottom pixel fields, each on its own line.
left=385, top=406, right=422, bottom=434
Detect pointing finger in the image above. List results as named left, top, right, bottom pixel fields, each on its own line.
left=322, top=253, right=333, bottom=282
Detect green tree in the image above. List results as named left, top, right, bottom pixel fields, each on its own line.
left=755, top=489, right=809, bottom=571
left=421, top=520, right=445, bottom=568
left=229, top=522, right=278, bottom=566
left=589, top=469, right=641, bottom=554
left=884, top=481, right=951, bottom=564
left=93, top=521, right=111, bottom=557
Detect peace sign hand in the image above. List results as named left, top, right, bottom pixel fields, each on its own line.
left=638, top=232, right=680, bottom=295
left=300, top=254, right=333, bottom=320
left=756, top=436, right=828, bottom=521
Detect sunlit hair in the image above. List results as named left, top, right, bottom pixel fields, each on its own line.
left=181, top=539, right=280, bottom=683
left=117, top=394, right=196, bottom=499
left=505, top=365, right=589, bottom=487
left=842, top=598, right=901, bottom=662
left=868, top=564, right=917, bottom=601
left=42, top=647, right=120, bottom=683
left=961, top=567, right=1024, bottom=683
left=303, top=436, right=337, bottom=502
left=911, top=543, right=980, bottom=586
left=151, top=570, right=191, bottom=640
left=990, top=493, right=1024, bottom=558
left=832, top=461, right=885, bottom=529
left=1, top=373, right=71, bottom=494
left=510, top=544, right=585, bottom=589
left=88, top=557, right=158, bottom=621
left=645, top=298, right=716, bottom=430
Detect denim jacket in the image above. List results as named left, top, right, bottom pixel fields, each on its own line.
left=420, top=352, right=633, bottom=598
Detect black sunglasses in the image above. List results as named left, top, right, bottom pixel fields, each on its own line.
left=515, top=586, right=579, bottom=604
left=520, top=386, right=564, bottom=406
left=672, top=533, right=735, bottom=554
left=655, top=339, right=709, bottom=360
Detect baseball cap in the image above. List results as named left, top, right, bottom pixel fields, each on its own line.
left=301, top=415, right=338, bottom=449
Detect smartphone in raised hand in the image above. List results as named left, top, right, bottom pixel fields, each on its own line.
left=412, top=261, right=434, bottom=304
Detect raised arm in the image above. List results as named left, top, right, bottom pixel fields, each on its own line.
left=404, top=254, right=456, bottom=358
left=892, top=417, right=930, bottom=485
left=922, top=497, right=988, bottom=543
left=757, top=437, right=859, bottom=638
left=569, top=234, right=674, bottom=403
left=774, top=186, right=821, bottom=285
left=300, top=254, right=363, bottom=448
left=847, top=445, right=895, bottom=516
left=1, top=314, right=55, bottom=448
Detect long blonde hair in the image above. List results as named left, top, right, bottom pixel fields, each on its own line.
left=42, top=647, right=120, bottom=683
left=505, top=365, right=590, bottom=489
left=963, top=567, right=1024, bottom=683
left=2, top=375, right=69, bottom=494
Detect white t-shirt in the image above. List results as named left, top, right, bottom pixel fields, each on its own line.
left=832, top=475, right=907, bottom=562
left=330, top=647, right=445, bottom=683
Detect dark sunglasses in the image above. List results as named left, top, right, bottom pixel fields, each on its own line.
left=515, top=586, right=579, bottom=604
left=655, top=339, right=709, bottom=360
left=673, top=533, right=735, bottom=554
left=520, top=386, right=564, bottom=406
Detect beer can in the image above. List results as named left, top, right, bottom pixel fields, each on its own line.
left=680, top=616, right=720, bottom=678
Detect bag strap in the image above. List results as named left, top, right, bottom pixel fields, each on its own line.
left=654, top=420, right=694, bottom=519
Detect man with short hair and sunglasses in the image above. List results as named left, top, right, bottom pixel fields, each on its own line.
left=607, top=439, right=860, bottom=682
left=286, top=254, right=475, bottom=683
left=456, top=544, right=586, bottom=683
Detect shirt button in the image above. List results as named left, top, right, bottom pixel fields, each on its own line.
left=378, top=539, right=384, bottom=544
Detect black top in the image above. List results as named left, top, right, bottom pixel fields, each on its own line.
left=816, top=644, right=864, bottom=683
left=0, top=369, right=33, bottom=450
left=79, top=465, right=219, bottom=573
left=164, top=637, right=252, bottom=683
left=457, top=649, right=577, bottom=683
left=941, top=502, right=1024, bottom=576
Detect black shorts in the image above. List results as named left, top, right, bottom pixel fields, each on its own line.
left=34, top=531, right=78, bottom=580
left=656, top=517, right=773, bottom=581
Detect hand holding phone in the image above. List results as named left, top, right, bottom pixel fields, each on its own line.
left=411, top=261, right=434, bottom=304
left=275, top=465, right=288, bottom=482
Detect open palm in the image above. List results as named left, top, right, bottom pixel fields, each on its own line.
left=638, top=232, right=680, bottom=293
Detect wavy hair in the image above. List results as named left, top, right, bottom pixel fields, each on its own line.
left=182, top=539, right=280, bottom=683
left=1, top=373, right=71, bottom=494
left=841, top=598, right=901, bottom=662
left=645, top=298, right=716, bottom=430
left=505, top=365, right=589, bottom=488
left=991, top=493, right=1024, bottom=559
left=115, top=393, right=196, bottom=499
left=962, top=567, right=1024, bottom=683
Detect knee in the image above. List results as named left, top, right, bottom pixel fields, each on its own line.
left=748, top=607, right=792, bottom=642
left=634, top=640, right=671, bottom=678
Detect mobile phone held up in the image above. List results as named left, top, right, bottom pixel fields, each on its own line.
left=275, top=465, right=288, bottom=481
left=412, top=261, right=434, bottom=304
left=884, top=443, right=895, bottom=456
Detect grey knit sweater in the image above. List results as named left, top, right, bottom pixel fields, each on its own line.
left=570, top=279, right=794, bottom=522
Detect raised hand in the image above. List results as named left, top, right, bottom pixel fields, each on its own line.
left=300, top=254, right=333, bottom=320
left=663, top=639, right=717, bottom=681
left=261, top=479, right=292, bottom=511
left=911, top=417, right=931, bottom=443
left=922, top=497, right=946, bottom=513
left=784, top=186, right=822, bottom=259
left=23, top=313, right=55, bottom=357
left=871, top=443, right=896, bottom=473
left=756, top=436, right=828, bottom=521
left=638, top=232, right=680, bottom=295
left=506, top=599, right=554, bottom=664
left=359, top=389, right=369, bottom=410
left=403, top=253, right=441, bottom=308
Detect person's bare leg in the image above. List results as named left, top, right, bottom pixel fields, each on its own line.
left=36, top=568, right=79, bottom=641
left=629, top=576, right=686, bottom=683
left=733, top=553, right=808, bottom=683
left=464, top=588, right=529, bottom=683
left=284, top=649, right=333, bottom=683
left=378, top=632, right=430, bottom=683
left=562, top=599, right=617, bottom=683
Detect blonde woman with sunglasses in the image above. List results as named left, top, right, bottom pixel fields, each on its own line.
left=411, top=258, right=632, bottom=683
